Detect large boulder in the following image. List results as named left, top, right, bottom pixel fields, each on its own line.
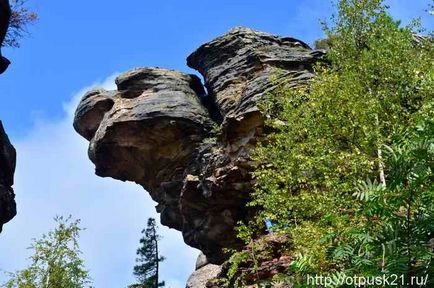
left=186, top=264, right=222, bottom=288
left=0, top=121, right=16, bottom=232
left=74, top=27, right=323, bottom=264
left=74, top=67, right=214, bottom=231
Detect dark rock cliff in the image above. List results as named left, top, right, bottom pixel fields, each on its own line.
left=0, top=0, right=16, bottom=232
left=74, top=27, right=323, bottom=268
left=0, top=122, right=16, bottom=232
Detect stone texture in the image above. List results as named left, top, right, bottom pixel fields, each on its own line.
left=74, top=27, right=323, bottom=264
left=187, top=26, right=322, bottom=136
left=180, top=28, right=323, bottom=263
left=73, top=89, right=116, bottom=141
left=186, top=264, right=222, bottom=288
left=0, top=121, right=16, bottom=232
left=74, top=67, right=214, bottom=231
left=195, top=252, right=210, bottom=270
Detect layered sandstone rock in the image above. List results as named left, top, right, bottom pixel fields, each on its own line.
left=0, top=121, right=16, bottom=232
left=187, top=27, right=318, bottom=124
left=74, top=27, right=323, bottom=264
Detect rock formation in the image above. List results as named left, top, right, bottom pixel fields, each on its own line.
left=186, top=264, right=222, bottom=288
left=74, top=27, right=323, bottom=269
left=0, top=121, right=16, bottom=232
left=0, top=1, right=16, bottom=232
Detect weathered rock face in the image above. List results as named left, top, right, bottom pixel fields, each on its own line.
left=0, top=121, right=16, bottom=232
left=74, top=27, right=323, bottom=264
left=187, top=27, right=317, bottom=124
left=74, top=68, right=214, bottom=233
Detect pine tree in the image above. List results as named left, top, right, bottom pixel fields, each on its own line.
left=129, top=218, right=165, bottom=288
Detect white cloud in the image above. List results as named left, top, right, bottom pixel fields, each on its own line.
left=0, top=74, right=199, bottom=288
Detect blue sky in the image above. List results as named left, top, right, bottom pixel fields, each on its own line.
left=0, top=1, right=432, bottom=287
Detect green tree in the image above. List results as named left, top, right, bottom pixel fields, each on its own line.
left=2, top=216, right=92, bottom=288
left=234, top=0, right=434, bottom=286
left=129, top=218, right=165, bottom=288
left=342, top=105, right=434, bottom=282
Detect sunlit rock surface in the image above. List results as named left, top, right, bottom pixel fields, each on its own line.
left=186, top=264, right=222, bottom=288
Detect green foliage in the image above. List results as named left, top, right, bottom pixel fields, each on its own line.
left=227, top=250, right=250, bottom=288
left=313, top=112, right=434, bottom=286
left=237, top=0, right=434, bottom=286
left=129, top=218, right=165, bottom=288
left=225, top=224, right=265, bottom=287
left=313, top=37, right=336, bottom=50
left=2, top=216, right=92, bottom=288
left=340, top=105, right=434, bottom=275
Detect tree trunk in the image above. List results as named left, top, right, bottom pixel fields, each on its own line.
left=375, top=114, right=386, bottom=187
left=154, top=227, right=159, bottom=288
left=378, top=145, right=386, bottom=187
